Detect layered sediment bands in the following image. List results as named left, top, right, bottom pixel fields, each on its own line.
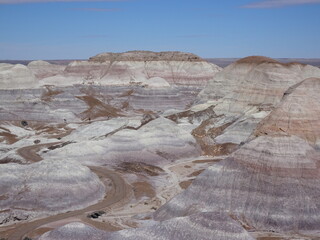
left=3, top=54, right=320, bottom=238
left=0, top=85, right=202, bottom=122
left=109, top=213, right=254, bottom=240
left=215, top=63, right=320, bottom=115
left=27, top=61, right=65, bottom=80
left=127, top=86, right=202, bottom=111
left=196, top=57, right=320, bottom=146
left=0, top=159, right=105, bottom=225
left=0, top=63, right=38, bottom=89
left=0, top=51, right=222, bottom=88
left=154, top=136, right=320, bottom=231
left=44, top=117, right=201, bottom=166
left=198, top=56, right=320, bottom=108
left=40, top=51, right=221, bottom=87
left=0, top=88, right=84, bottom=122
left=232, top=136, right=320, bottom=178
left=98, top=60, right=220, bottom=86
left=154, top=77, right=320, bottom=233
left=41, top=213, right=254, bottom=240
left=63, top=61, right=110, bottom=80
left=255, top=78, right=320, bottom=145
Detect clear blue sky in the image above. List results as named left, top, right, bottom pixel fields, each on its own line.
left=0, top=0, right=320, bottom=59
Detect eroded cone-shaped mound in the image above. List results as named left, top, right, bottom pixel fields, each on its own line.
left=154, top=136, right=320, bottom=231
left=40, top=213, right=254, bottom=240
left=255, top=78, right=320, bottom=145
left=28, top=60, right=65, bottom=80
left=39, top=222, right=107, bottom=240
left=109, top=212, right=254, bottom=240
left=198, top=56, right=320, bottom=111
left=0, top=159, right=105, bottom=225
left=195, top=58, right=320, bottom=147
left=0, top=63, right=38, bottom=89
left=41, top=51, right=221, bottom=87
left=43, top=117, right=201, bottom=166
left=154, top=77, right=320, bottom=233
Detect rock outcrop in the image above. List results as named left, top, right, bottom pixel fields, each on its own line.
left=89, top=51, right=204, bottom=62
left=0, top=85, right=201, bottom=123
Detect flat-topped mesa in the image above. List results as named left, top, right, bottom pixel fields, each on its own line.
left=89, top=51, right=205, bottom=62
left=40, top=51, right=221, bottom=87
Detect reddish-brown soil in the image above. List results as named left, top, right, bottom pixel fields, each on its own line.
left=132, top=182, right=156, bottom=199
left=192, top=159, right=223, bottom=164
left=77, top=95, right=123, bottom=120
left=0, top=131, right=18, bottom=144
left=192, top=119, right=238, bottom=156
left=187, top=169, right=205, bottom=177
left=41, top=86, right=64, bottom=102
left=179, top=180, right=193, bottom=189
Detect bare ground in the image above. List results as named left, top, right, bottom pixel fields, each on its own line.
left=0, top=142, right=132, bottom=240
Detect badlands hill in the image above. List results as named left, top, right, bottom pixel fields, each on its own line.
left=0, top=51, right=221, bottom=88
left=40, top=213, right=255, bottom=240
left=0, top=159, right=105, bottom=225
left=27, top=60, right=65, bottom=80
left=1, top=54, right=320, bottom=240
left=154, top=78, right=320, bottom=236
left=207, top=57, right=320, bottom=67
left=0, top=63, right=38, bottom=89
left=59, top=51, right=221, bottom=87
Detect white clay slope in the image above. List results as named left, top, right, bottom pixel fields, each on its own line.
left=27, top=60, right=65, bottom=79
left=0, top=159, right=105, bottom=225
left=0, top=63, right=38, bottom=89
left=40, top=212, right=254, bottom=240
left=43, top=117, right=201, bottom=166
left=39, top=51, right=221, bottom=87
left=195, top=57, right=320, bottom=146
left=153, top=78, right=320, bottom=233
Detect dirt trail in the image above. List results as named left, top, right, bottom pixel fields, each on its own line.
left=17, top=142, right=60, bottom=162
left=4, top=143, right=131, bottom=240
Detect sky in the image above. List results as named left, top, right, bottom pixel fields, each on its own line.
left=0, top=0, right=320, bottom=59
